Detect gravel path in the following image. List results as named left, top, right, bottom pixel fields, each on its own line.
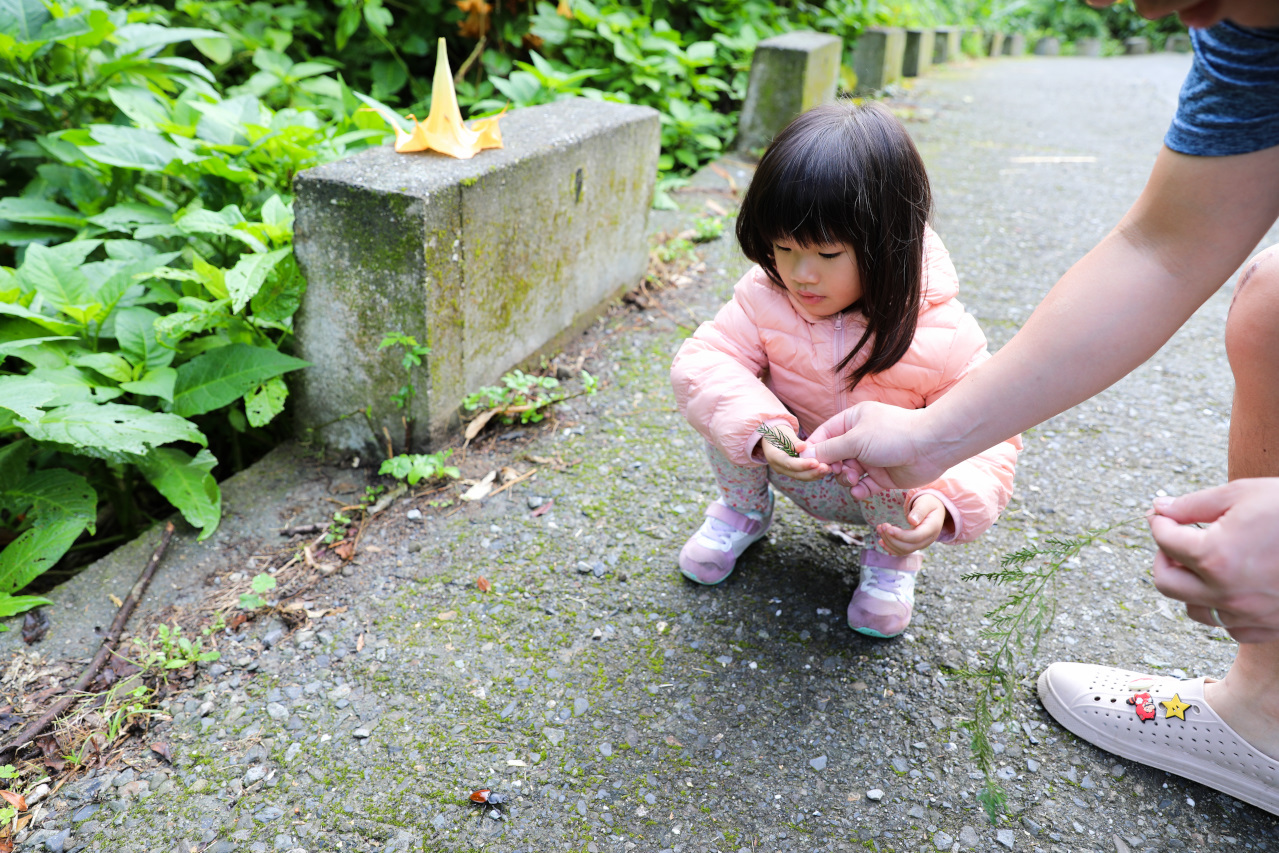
left=20, top=52, right=1279, bottom=853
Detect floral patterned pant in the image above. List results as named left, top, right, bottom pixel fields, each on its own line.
left=704, top=443, right=911, bottom=558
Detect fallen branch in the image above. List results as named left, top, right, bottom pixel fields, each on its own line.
left=0, top=522, right=176, bottom=760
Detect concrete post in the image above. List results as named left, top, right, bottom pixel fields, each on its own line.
left=853, top=27, right=906, bottom=94
left=1034, top=36, right=1061, bottom=56
left=1002, top=33, right=1026, bottom=56
left=1075, top=37, right=1101, bottom=56
left=1165, top=33, right=1191, bottom=52
left=1124, top=36, right=1150, bottom=54
left=737, top=31, right=842, bottom=154
left=292, top=99, right=660, bottom=455
left=903, top=29, right=935, bottom=77
left=985, top=31, right=1005, bottom=57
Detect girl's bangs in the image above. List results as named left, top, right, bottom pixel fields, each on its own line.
left=756, top=145, right=862, bottom=250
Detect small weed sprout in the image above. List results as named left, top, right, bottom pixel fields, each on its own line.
left=691, top=216, right=725, bottom=243
left=464, top=369, right=599, bottom=430
left=656, top=236, right=696, bottom=264
left=756, top=424, right=799, bottom=457
left=238, top=573, right=277, bottom=610
left=959, top=516, right=1144, bottom=822
left=379, top=332, right=431, bottom=451
left=325, top=511, right=352, bottom=544
left=379, top=450, right=461, bottom=486
left=133, top=624, right=221, bottom=673
left=0, top=763, right=17, bottom=824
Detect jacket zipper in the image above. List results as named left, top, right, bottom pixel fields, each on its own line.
left=833, top=314, right=846, bottom=413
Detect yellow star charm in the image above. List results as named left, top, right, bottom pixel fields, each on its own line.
left=1161, top=693, right=1191, bottom=721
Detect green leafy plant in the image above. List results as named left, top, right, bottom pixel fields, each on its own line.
left=463, top=369, right=598, bottom=426
left=379, top=450, right=460, bottom=486
left=378, top=332, right=430, bottom=451
left=958, top=517, right=1143, bottom=821
left=691, top=215, right=726, bottom=243
left=132, top=623, right=221, bottom=672
left=324, top=511, right=352, bottom=545
left=238, top=572, right=277, bottom=609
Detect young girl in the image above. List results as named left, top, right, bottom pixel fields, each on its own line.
left=670, top=101, right=1021, bottom=638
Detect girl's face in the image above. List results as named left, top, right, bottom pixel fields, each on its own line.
left=772, top=237, right=862, bottom=317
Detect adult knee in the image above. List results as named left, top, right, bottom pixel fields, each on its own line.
left=1226, top=245, right=1279, bottom=372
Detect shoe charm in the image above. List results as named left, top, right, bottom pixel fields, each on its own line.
left=1128, top=691, right=1157, bottom=722
left=1161, top=693, right=1191, bottom=721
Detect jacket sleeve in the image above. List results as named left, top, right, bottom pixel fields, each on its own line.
left=670, top=272, right=798, bottom=466
left=907, top=311, right=1022, bottom=544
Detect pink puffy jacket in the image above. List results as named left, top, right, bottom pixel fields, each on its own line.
left=670, top=226, right=1021, bottom=544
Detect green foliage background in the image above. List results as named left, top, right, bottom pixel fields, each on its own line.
left=0, top=0, right=1182, bottom=623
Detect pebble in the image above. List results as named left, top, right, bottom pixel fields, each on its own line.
left=891, top=757, right=908, bottom=773
left=111, top=769, right=135, bottom=788
left=576, top=561, right=593, bottom=574
left=44, top=828, right=71, bottom=852
left=809, top=755, right=827, bottom=771
left=933, top=831, right=954, bottom=850
left=284, top=743, right=302, bottom=764
left=1110, top=764, right=1126, bottom=778
left=266, top=702, right=288, bottom=720
left=262, top=628, right=285, bottom=648
left=599, top=743, right=612, bottom=756
left=353, top=728, right=371, bottom=738
left=908, top=805, right=925, bottom=819
left=866, top=788, right=884, bottom=801
left=959, top=825, right=979, bottom=847
left=995, top=828, right=1014, bottom=848
left=256, top=805, right=285, bottom=822
left=243, top=766, right=268, bottom=784
left=1021, top=817, right=1041, bottom=836
left=406, top=509, right=423, bottom=521
left=1026, top=758, right=1040, bottom=773
left=573, top=698, right=589, bottom=716
left=544, top=728, right=565, bottom=746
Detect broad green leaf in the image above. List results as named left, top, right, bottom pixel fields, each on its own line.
left=111, top=24, right=227, bottom=57
left=0, top=337, right=75, bottom=360
left=244, top=375, right=287, bottom=427
left=172, top=343, right=308, bottom=418
left=20, top=402, right=205, bottom=455
left=0, top=374, right=57, bottom=421
left=137, top=447, right=220, bottom=539
left=84, top=125, right=201, bottom=171
left=0, top=0, right=50, bottom=42
left=107, top=85, right=168, bottom=128
left=27, top=366, right=121, bottom=406
left=3, top=467, right=95, bottom=525
left=70, top=351, right=133, bottom=383
left=0, top=594, right=53, bottom=619
left=226, top=248, right=289, bottom=313
left=0, top=303, right=80, bottom=335
left=193, top=35, right=231, bottom=65
left=0, top=516, right=87, bottom=594
left=120, top=366, right=176, bottom=402
left=87, top=203, right=172, bottom=231
left=151, top=56, right=216, bottom=83
left=115, top=306, right=173, bottom=372
left=250, top=253, right=304, bottom=322
left=352, top=92, right=412, bottom=134
left=0, top=197, right=83, bottom=228
left=20, top=243, right=95, bottom=314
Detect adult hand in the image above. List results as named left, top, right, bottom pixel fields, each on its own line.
left=1148, top=478, right=1279, bottom=643
left=806, top=402, right=949, bottom=498
left=877, top=494, right=948, bottom=557
left=759, top=425, right=830, bottom=482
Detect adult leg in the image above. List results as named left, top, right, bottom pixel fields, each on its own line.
left=1202, top=245, right=1279, bottom=758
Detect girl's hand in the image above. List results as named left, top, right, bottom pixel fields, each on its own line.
left=759, top=425, right=830, bottom=482
left=876, top=494, right=948, bottom=556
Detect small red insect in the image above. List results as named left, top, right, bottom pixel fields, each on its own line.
left=470, top=789, right=510, bottom=807
left=1127, top=691, right=1156, bottom=722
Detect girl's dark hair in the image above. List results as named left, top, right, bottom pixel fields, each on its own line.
left=736, top=100, right=933, bottom=392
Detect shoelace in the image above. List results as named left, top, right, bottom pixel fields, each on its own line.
left=699, top=517, right=741, bottom=548
left=861, top=566, right=911, bottom=600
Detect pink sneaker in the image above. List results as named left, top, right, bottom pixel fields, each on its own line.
left=847, top=550, right=920, bottom=638
left=678, top=497, right=772, bottom=585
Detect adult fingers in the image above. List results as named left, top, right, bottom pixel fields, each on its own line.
left=1150, top=548, right=1214, bottom=605
left=1147, top=514, right=1212, bottom=577
left=1151, top=483, right=1236, bottom=525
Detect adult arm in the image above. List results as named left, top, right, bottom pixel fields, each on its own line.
left=812, top=144, right=1279, bottom=492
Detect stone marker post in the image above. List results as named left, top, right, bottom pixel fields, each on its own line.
left=903, top=29, right=935, bottom=77
left=985, top=31, right=1005, bottom=57
left=292, top=99, right=660, bottom=455
left=933, top=27, right=962, bottom=64
left=1034, top=36, right=1061, bottom=55
left=1165, top=33, right=1191, bottom=52
left=1003, top=33, right=1026, bottom=56
left=736, top=31, right=841, bottom=154
left=1076, top=37, right=1101, bottom=56
left=853, top=27, right=906, bottom=94
left=1124, top=36, right=1150, bottom=54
